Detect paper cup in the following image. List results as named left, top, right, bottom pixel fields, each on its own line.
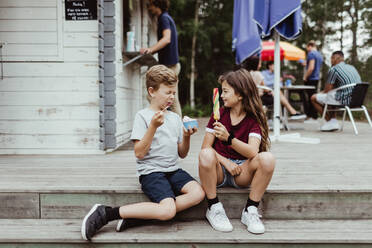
left=183, top=120, right=198, bottom=129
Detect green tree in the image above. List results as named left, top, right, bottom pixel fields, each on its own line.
left=170, top=0, right=371, bottom=112
left=170, top=0, right=234, bottom=108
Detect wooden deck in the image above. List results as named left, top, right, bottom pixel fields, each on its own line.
left=0, top=118, right=371, bottom=193
left=1, top=119, right=372, bottom=246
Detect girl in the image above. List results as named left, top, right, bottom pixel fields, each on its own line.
left=198, top=69, right=275, bottom=234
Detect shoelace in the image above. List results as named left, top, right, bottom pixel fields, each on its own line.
left=214, top=209, right=230, bottom=223
left=248, top=212, right=262, bottom=224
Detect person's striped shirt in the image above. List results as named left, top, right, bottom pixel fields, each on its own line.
left=327, top=62, right=361, bottom=105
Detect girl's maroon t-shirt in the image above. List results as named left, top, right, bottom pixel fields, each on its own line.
left=206, top=107, right=262, bottom=160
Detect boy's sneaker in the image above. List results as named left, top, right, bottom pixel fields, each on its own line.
left=116, top=219, right=125, bottom=232
left=320, top=118, right=339, bottom=132
left=205, top=202, right=233, bottom=232
left=116, top=219, right=132, bottom=232
left=81, top=204, right=109, bottom=240
left=241, top=206, right=265, bottom=234
left=289, top=112, right=306, bottom=120
left=116, top=218, right=148, bottom=232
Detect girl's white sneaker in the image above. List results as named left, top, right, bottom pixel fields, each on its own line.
left=241, top=206, right=265, bottom=234
left=206, top=202, right=233, bottom=232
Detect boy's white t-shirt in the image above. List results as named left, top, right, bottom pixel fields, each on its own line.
left=130, top=108, right=183, bottom=176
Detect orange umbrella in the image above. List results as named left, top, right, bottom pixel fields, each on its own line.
left=261, top=41, right=305, bottom=61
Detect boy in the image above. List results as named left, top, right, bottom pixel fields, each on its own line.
left=81, top=65, right=205, bottom=241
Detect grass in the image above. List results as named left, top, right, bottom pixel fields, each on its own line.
left=182, top=104, right=212, bottom=118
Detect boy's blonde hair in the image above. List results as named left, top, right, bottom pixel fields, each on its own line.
left=146, top=65, right=178, bottom=92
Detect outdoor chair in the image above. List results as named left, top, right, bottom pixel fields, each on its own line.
left=321, top=82, right=372, bottom=135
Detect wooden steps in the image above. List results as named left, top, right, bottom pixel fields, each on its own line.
left=1, top=219, right=372, bottom=246
left=1, top=120, right=372, bottom=245
left=3, top=190, right=372, bottom=220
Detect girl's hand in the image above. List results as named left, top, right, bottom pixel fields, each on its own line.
left=183, top=126, right=198, bottom=137
left=224, top=162, right=242, bottom=176
left=213, top=122, right=229, bottom=141
left=150, top=111, right=164, bottom=128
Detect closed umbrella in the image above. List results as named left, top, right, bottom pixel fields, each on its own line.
left=253, top=0, right=319, bottom=144
left=261, top=41, right=306, bottom=61
left=232, top=0, right=261, bottom=64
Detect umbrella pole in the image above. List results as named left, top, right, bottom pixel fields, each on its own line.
left=273, top=31, right=281, bottom=138
left=270, top=33, right=320, bottom=145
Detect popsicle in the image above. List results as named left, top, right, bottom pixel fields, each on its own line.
left=213, top=88, right=220, bottom=121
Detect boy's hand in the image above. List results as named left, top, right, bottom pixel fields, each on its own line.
left=150, top=111, right=164, bottom=128
left=213, top=122, right=229, bottom=141
left=183, top=126, right=198, bottom=137
left=224, top=161, right=242, bottom=176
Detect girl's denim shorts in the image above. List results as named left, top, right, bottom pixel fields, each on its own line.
left=217, top=159, right=247, bottom=189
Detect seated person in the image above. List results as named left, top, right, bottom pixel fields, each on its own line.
left=310, top=51, right=362, bottom=131
left=242, top=58, right=305, bottom=120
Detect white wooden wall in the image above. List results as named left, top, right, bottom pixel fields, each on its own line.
left=113, top=0, right=156, bottom=148
left=0, top=0, right=101, bottom=154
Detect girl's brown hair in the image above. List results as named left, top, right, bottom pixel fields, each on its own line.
left=218, top=69, right=270, bottom=152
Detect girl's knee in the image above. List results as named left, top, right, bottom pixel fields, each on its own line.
left=198, top=148, right=216, bottom=170
left=258, top=152, right=275, bottom=173
left=158, top=200, right=176, bottom=221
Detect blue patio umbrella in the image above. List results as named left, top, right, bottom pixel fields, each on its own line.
left=232, top=0, right=261, bottom=64
left=254, top=0, right=302, bottom=40
left=253, top=0, right=302, bottom=139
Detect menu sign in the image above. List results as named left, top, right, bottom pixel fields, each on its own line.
left=65, top=0, right=97, bottom=21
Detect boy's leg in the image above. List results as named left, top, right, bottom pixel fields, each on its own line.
left=119, top=198, right=176, bottom=220
left=175, top=181, right=204, bottom=212
left=82, top=172, right=178, bottom=239
left=115, top=171, right=180, bottom=232
left=82, top=199, right=177, bottom=240
left=119, top=171, right=177, bottom=220
left=118, top=170, right=204, bottom=232
left=115, top=198, right=176, bottom=232
left=167, top=169, right=205, bottom=212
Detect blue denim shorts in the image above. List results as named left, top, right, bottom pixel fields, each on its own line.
left=139, top=169, right=195, bottom=203
left=217, top=159, right=247, bottom=189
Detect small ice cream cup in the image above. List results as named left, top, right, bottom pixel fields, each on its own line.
left=183, top=116, right=198, bottom=129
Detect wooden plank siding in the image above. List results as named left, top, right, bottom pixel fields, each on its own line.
left=112, top=0, right=155, bottom=150
left=0, top=0, right=158, bottom=154
left=0, top=0, right=63, bottom=61
left=0, top=0, right=101, bottom=154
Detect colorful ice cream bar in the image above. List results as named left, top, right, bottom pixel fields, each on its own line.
left=213, top=88, right=220, bottom=120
